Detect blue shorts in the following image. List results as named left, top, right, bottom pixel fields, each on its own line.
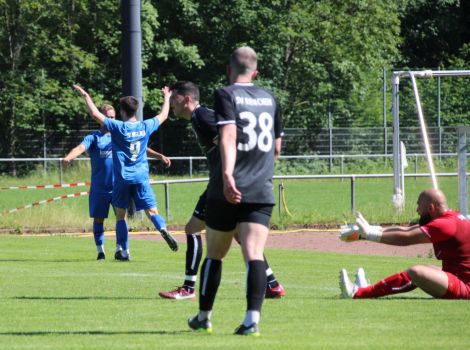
left=112, top=181, right=157, bottom=211
left=89, top=191, right=113, bottom=218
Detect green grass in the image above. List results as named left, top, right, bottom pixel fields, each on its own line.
left=1, top=235, right=470, bottom=349
left=0, top=174, right=465, bottom=231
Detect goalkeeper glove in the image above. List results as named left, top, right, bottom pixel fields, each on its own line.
left=355, top=212, right=382, bottom=242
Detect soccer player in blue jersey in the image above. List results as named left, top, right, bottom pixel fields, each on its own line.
left=63, top=104, right=115, bottom=260
left=64, top=105, right=172, bottom=260
left=73, top=84, right=178, bottom=259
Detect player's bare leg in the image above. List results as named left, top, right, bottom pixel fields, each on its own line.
left=234, top=231, right=285, bottom=298
left=406, top=264, right=448, bottom=297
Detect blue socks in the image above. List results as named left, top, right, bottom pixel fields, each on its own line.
left=93, top=222, right=105, bottom=247
left=116, top=219, right=129, bottom=251
left=150, top=214, right=167, bottom=232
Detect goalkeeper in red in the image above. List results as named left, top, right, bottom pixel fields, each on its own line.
left=339, top=188, right=470, bottom=299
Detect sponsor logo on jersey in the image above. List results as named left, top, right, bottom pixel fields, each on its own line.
left=126, top=130, right=146, bottom=138
left=235, top=96, right=273, bottom=106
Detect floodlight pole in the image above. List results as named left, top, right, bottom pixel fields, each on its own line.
left=121, top=0, right=143, bottom=121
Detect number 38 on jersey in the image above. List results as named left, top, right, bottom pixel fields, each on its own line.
left=237, top=111, right=273, bottom=153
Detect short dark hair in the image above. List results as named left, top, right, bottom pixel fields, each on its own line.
left=120, top=96, right=139, bottom=117
left=170, top=81, right=200, bottom=101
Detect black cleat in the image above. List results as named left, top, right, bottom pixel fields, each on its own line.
left=97, top=252, right=106, bottom=260
left=188, top=315, right=212, bottom=333
left=234, top=323, right=260, bottom=337
left=160, top=229, right=178, bottom=252
left=114, top=250, right=130, bottom=261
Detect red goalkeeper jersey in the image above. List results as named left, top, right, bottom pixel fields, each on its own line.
left=421, top=210, right=470, bottom=282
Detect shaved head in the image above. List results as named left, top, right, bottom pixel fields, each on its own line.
left=230, top=46, right=258, bottom=75
left=418, top=189, right=448, bottom=209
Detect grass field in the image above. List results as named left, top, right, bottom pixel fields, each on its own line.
left=1, top=235, right=470, bottom=349
left=0, top=174, right=464, bottom=231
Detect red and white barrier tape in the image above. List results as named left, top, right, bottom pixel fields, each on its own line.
left=1, top=191, right=89, bottom=216
left=1, top=181, right=91, bottom=190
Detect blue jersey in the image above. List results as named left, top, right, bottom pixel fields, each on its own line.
left=104, top=117, right=160, bottom=184
left=80, top=131, right=113, bottom=194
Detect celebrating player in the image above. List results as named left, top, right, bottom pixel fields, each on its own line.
left=63, top=104, right=171, bottom=261
left=73, top=84, right=178, bottom=260
left=158, top=81, right=285, bottom=300
left=188, top=47, right=283, bottom=336
left=339, top=188, right=470, bottom=300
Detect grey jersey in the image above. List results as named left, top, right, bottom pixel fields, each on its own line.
left=207, top=83, right=283, bottom=204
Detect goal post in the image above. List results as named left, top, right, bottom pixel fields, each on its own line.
left=391, top=70, right=470, bottom=210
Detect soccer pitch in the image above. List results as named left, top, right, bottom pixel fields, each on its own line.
left=1, top=235, right=470, bottom=349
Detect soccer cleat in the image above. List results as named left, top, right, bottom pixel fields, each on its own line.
left=159, top=287, right=196, bottom=300
left=114, top=251, right=130, bottom=261
left=188, top=315, right=212, bottom=333
left=159, top=229, right=178, bottom=252
left=96, top=252, right=106, bottom=260
left=339, top=268, right=357, bottom=298
left=355, top=267, right=370, bottom=288
left=234, top=323, right=260, bottom=337
left=265, top=284, right=286, bottom=298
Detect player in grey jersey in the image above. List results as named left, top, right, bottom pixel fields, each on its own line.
left=158, top=81, right=285, bottom=300
left=188, top=47, right=283, bottom=336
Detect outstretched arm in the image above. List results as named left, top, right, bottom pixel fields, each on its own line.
left=73, top=85, right=105, bottom=127
left=155, top=86, right=172, bottom=125
left=63, top=144, right=87, bottom=166
left=146, top=148, right=171, bottom=168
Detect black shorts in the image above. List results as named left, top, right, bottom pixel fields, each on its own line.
left=205, top=198, right=273, bottom=231
left=192, top=190, right=207, bottom=221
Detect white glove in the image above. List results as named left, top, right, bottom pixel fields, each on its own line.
left=339, top=224, right=363, bottom=242
left=356, top=212, right=382, bottom=242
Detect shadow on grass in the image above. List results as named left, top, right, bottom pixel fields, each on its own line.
left=0, top=330, right=192, bottom=336
left=13, top=296, right=157, bottom=301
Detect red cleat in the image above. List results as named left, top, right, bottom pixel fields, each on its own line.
left=159, top=287, right=195, bottom=300
left=265, top=284, right=286, bottom=298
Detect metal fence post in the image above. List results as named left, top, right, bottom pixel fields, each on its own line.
left=189, top=156, right=193, bottom=178
left=59, top=159, right=63, bottom=184
left=458, top=127, right=468, bottom=216
left=164, top=182, right=170, bottom=220
left=340, top=155, right=344, bottom=182
left=350, top=176, right=355, bottom=213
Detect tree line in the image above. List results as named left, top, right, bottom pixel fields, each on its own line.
left=1, top=0, right=469, bottom=160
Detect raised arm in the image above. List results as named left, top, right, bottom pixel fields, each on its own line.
left=380, top=225, right=431, bottom=246
left=146, top=147, right=171, bottom=168
left=63, top=144, right=87, bottom=166
left=155, top=86, right=172, bottom=125
left=73, top=85, right=106, bottom=127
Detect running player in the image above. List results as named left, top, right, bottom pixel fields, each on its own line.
left=188, top=47, right=283, bottom=336
left=159, top=81, right=285, bottom=300
left=63, top=104, right=171, bottom=260
left=73, top=84, right=178, bottom=260
left=339, top=188, right=470, bottom=300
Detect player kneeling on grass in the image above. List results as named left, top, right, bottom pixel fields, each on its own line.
left=338, top=188, right=470, bottom=300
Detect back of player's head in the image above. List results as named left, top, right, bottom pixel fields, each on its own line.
left=170, top=81, right=200, bottom=102
left=230, top=46, right=257, bottom=75
left=100, top=104, right=114, bottom=113
left=120, top=96, right=139, bottom=117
